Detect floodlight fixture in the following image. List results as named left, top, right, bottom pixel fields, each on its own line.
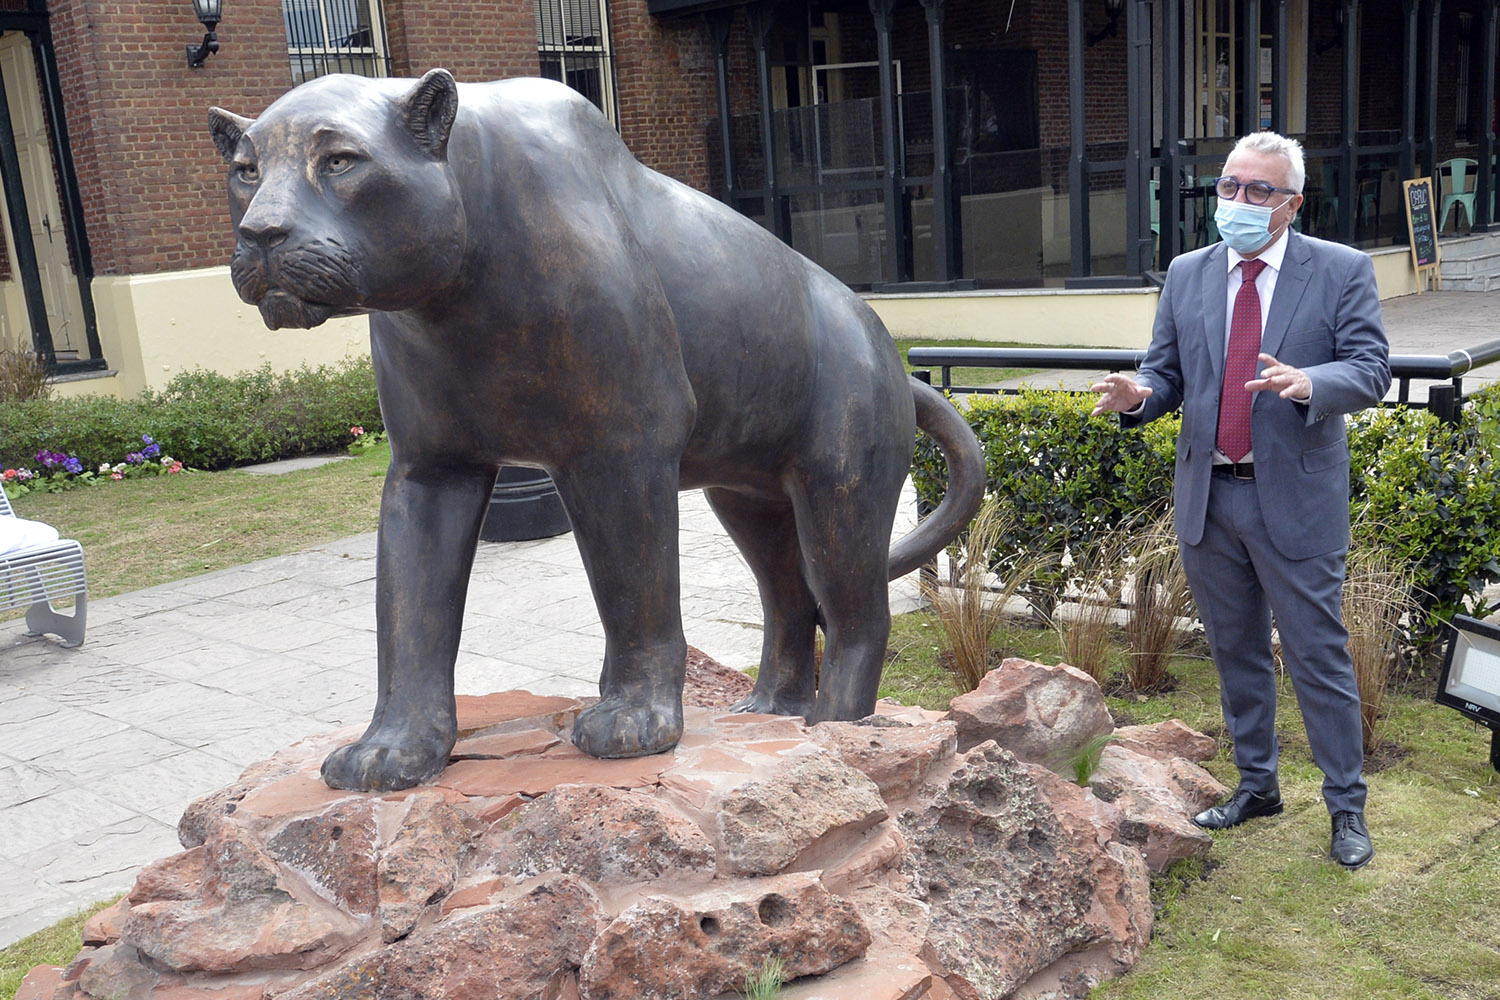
left=1434, top=614, right=1500, bottom=772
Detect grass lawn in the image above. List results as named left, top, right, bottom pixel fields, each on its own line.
left=5, top=452, right=1499, bottom=999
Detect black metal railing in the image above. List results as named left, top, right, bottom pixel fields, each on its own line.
left=909, top=339, right=1500, bottom=425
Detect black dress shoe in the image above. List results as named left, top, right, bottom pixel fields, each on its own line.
left=1330, top=811, right=1374, bottom=869
left=1192, top=787, right=1284, bottom=830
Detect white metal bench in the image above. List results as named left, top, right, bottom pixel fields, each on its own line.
left=0, top=488, right=87, bottom=647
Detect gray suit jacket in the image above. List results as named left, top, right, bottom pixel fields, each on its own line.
left=1124, top=231, right=1391, bottom=560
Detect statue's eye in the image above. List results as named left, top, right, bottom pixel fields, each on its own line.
left=235, top=162, right=259, bottom=183
left=324, top=153, right=357, bottom=175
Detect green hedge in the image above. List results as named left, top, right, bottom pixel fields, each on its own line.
left=0, top=359, right=383, bottom=474
left=914, top=384, right=1500, bottom=641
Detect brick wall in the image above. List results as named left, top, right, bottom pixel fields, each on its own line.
left=383, top=0, right=540, bottom=80
left=609, top=0, right=716, bottom=189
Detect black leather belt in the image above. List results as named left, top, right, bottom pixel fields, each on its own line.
left=1212, top=461, right=1255, bottom=480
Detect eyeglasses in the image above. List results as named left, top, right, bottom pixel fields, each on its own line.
left=1213, top=176, right=1298, bottom=205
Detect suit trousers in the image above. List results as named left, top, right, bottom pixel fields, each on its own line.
left=1178, top=472, right=1367, bottom=815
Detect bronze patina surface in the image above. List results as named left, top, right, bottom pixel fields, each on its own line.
left=211, top=70, right=983, bottom=792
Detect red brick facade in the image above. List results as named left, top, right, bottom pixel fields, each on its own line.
left=0, top=0, right=1490, bottom=291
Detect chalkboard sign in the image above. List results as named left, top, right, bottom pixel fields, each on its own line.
left=1403, top=177, right=1442, bottom=293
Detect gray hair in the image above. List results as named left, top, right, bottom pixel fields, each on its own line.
left=1228, top=131, right=1306, bottom=193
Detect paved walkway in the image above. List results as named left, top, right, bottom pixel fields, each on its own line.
left=3, top=286, right=1497, bottom=948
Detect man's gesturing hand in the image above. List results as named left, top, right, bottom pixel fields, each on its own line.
left=1245, top=352, right=1311, bottom=401
left=1090, top=373, right=1154, bottom=416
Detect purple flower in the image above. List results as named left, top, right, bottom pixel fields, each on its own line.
left=142, top=434, right=155, bottom=445
left=125, top=452, right=144, bottom=465
left=63, top=457, right=83, bottom=475
left=142, top=442, right=161, bottom=458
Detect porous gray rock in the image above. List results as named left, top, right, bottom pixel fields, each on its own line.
left=896, top=742, right=1098, bottom=999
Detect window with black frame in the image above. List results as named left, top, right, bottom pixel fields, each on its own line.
left=283, top=0, right=390, bottom=85
left=536, top=0, right=617, bottom=126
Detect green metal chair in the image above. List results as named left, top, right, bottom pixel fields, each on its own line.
left=1437, top=157, right=1477, bottom=232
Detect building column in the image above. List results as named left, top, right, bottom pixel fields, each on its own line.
left=1125, top=0, right=1151, bottom=275
left=747, top=3, right=786, bottom=242
left=1476, top=0, right=1497, bottom=229
left=1401, top=0, right=1418, bottom=182
left=1160, top=0, right=1182, bottom=265
left=1339, top=0, right=1357, bottom=244
left=919, top=0, right=957, bottom=280
left=1424, top=0, right=1441, bottom=177
left=1240, top=0, right=1261, bottom=132
left=1271, top=0, right=1289, bottom=132
left=869, top=0, right=909, bottom=284
left=704, top=8, right=737, bottom=204
left=1067, top=0, right=1090, bottom=277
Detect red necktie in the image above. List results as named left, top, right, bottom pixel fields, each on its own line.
left=1217, top=258, right=1268, bottom=462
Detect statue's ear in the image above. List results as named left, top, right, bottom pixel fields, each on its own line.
left=400, top=68, right=459, bottom=159
left=209, top=108, right=254, bottom=163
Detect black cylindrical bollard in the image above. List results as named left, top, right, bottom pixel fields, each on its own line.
left=480, top=465, right=572, bottom=542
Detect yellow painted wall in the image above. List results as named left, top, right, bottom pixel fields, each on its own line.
left=70, top=266, right=370, bottom=398
left=867, top=245, right=1422, bottom=351
left=865, top=287, right=1162, bottom=349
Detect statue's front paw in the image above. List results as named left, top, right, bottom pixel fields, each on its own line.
left=321, top=723, right=455, bottom=791
left=571, top=695, right=682, bottom=759
left=729, top=688, right=813, bottom=718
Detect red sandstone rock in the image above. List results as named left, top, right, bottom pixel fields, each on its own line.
left=1111, top=719, right=1219, bottom=764
left=713, top=749, right=888, bottom=876
left=81, top=899, right=129, bottom=947
left=14, top=965, right=63, bottom=1000
left=434, top=753, right=669, bottom=798
left=266, top=797, right=381, bottom=915
left=279, top=874, right=603, bottom=1000
left=129, top=847, right=205, bottom=905
left=578, top=873, right=870, bottom=1000
left=1088, top=745, right=1224, bottom=872
left=809, top=718, right=958, bottom=800
left=176, top=730, right=361, bottom=848
left=683, top=645, right=756, bottom=708
left=123, top=817, right=367, bottom=974
left=480, top=783, right=715, bottom=884
left=450, top=727, right=560, bottom=759
left=896, top=742, right=1097, bottom=999
left=378, top=792, right=472, bottom=942
left=30, top=678, right=1223, bottom=1000
left=453, top=691, right=584, bottom=734
left=946, top=659, right=1115, bottom=766
left=75, top=944, right=158, bottom=1000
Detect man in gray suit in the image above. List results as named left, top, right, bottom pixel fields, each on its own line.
left=1091, top=131, right=1390, bottom=869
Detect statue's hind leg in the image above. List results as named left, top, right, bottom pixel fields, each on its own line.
left=705, top=487, right=818, bottom=718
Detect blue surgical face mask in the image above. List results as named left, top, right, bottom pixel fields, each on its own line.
left=1215, top=196, right=1293, bottom=256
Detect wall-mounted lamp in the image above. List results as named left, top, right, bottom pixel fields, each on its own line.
left=1086, top=0, right=1125, bottom=47
left=1314, top=3, right=1345, bottom=56
left=187, top=0, right=222, bottom=68
left=1435, top=615, right=1500, bottom=773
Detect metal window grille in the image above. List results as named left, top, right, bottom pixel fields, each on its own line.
left=536, top=0, right=617, bottom=125
left=284, top=0, right=391, bottom=86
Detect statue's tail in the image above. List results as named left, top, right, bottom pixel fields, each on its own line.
left=888, top=376, right=986, bottom=580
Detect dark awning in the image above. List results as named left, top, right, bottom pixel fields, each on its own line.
left=646, top=0, right=750, bottom=19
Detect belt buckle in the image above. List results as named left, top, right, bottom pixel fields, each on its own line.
left=1231, top=462, right=1254, bottom=480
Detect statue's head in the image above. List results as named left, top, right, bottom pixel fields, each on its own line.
left=210, top=69, right=469, bottom=330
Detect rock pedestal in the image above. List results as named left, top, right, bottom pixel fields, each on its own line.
left=21, top=655, right=1224, bottom=1000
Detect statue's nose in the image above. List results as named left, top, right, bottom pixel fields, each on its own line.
left=238, top=218, right=289, bottom=249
